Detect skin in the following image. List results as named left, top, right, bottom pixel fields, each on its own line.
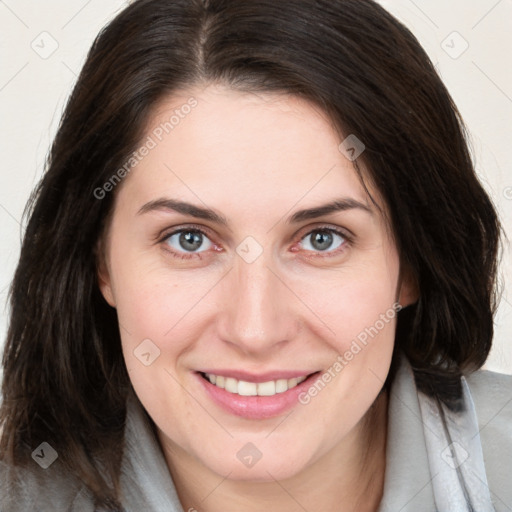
left=98, top=84, right=418, bottom=512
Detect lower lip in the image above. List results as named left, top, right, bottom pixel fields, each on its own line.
left=195, top=371, right=321, bottom=420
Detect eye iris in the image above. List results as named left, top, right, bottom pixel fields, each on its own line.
left=179, top=231, right=203, bottom=251
left=311, top=231, right=333, bottom=251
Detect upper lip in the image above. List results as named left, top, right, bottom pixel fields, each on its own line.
left=197, top=369, right=319, bottom=383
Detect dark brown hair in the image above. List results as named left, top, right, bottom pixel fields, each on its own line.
left=0, top=0, right=503, bottom=508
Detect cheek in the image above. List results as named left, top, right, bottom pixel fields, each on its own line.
left=313, top=284, right=398, bottom=395
left=109, top=249, right=224, bottom=369
left=293, top=251, right=399, bottom=349
left=113, top=274, right=198, bottom=356
left=110, top=267, right=205, bottom=417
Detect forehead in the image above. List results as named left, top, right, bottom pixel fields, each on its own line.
left=117, top=84, right=384, bottom=219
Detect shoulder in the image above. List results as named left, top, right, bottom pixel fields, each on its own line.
left=465, top=367, right=512, bottom=426
left=0, top=457, right=95, bottom=511
left=464, top=367, right=512, bottom=511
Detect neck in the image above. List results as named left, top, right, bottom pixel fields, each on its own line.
left=159, top=389, right=388, bottom=512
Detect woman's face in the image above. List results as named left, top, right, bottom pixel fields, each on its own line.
left=98, top=84, right=416, bottom=481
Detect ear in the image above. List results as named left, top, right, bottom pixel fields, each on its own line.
left=397, top=264, right=419, bottom=308
left=96, top=238, right=116, bottom=308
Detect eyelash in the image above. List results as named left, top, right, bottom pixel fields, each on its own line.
left=159, top=224, right=353, bottom=261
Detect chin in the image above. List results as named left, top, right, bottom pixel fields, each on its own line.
left=197, top=441, right=314, bottom=482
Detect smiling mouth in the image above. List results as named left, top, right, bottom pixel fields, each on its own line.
left=199, top=371, right=320, bottom=397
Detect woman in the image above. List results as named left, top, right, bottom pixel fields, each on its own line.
left=1, top=0, right=510, bottom=511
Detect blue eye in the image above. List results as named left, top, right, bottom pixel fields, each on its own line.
left=164, top=229, right=213, bottom=255
left=299, top=229, right=346, bottom=253
left=160, top=225, right=351, bottom=261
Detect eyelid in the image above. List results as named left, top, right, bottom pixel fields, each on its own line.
left=157, top=223, right=216, bottom=244
left=157, top=222, right=353, bottom=244
left=158, top=222, right=354, bottom=260
left=295, top=223, right=354, bottom=242
left=291, top=224, right=353, bottom=260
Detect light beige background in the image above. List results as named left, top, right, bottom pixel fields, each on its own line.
left=0, top=0, right=511, bottom=374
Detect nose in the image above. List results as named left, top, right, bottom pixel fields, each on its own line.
left=216, top=249, right=299, bottom=356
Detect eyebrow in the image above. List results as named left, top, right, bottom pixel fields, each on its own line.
left=137, top=198, right=228, bottom=225
left=136, top=197, right=373, bottom=225
left=287, top=198, right=373, bottom=223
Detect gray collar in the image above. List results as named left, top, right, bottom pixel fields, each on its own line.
left=120, top=392, right=184, bottom=511
left=378, top=353, right=495, bottom=512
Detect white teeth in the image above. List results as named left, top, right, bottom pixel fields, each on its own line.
left=204, top=373, right=310, bottom=396
left=224, top=377, right=238, bottom=394
left=238, top=380, right=258, bottom=396
left=287, top=377, right=298, bottom=388
left=257, top=380, right=276, bottom=396
left=275, top=379, right=288, bottom=393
